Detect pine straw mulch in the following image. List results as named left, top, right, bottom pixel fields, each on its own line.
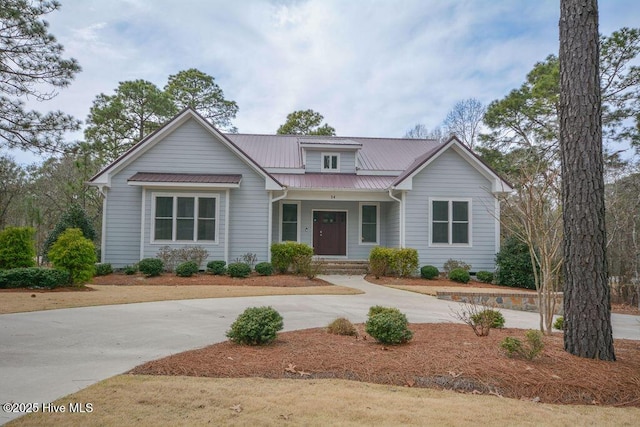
left=130, top=323, right=640, bottom=408
left=90, top=272, right=329, bottom=287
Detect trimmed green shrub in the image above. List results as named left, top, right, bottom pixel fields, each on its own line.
left=369, top=246, right=395, bottom=278
left=226, top=306, right=284, bottom=345
left=393, top=248, right=419, bottom=277
left=365, top=308, right=413, bottom=345
left=43, top=204, right=96, bottom=261
left=500, top=330, right=544, bottom=360
left=368, top=305, right=402, bottom=318
left=448, top=268, right=470, bottom=283
left=175, top=261, right=199, bottom=277
left=471, top=309, right=505, bottom=329
left=228, top=262, right=251, bottom=278
left=476, top=271, right=494, bottom=283
left=47, top=228, right=96, bottom=284
left=207, top=260, right=227, bottom=275
left=255, top=262, right=274, bottom=276
left=0, top=267, right=70, bottom=289
left=95, top=263, right=113, bottom=276
left=270, top=242, right=314, bottom=273
left=443, top=259, right=471, bottom=274
left=138, top=258, right=164, bottom=277
left=553, top=316, right=564, bottom=331
left=420, top=265, right=439, bottom=280
left=495, top=236, right=536, bottom=290
left=123, top=265, right=138, bottom=275
left=0, top=227, right=36, bottom=269
left=327, top=317, right=357, bottom=336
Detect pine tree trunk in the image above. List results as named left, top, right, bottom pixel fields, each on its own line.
left=559, top=0, right=615, bottom=360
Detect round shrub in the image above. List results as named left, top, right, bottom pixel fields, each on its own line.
left=448, top=268, right=470, bottom=283
left=476, top=271, right=494, bottom=283
left=420, top=265, right=439, bottom=280
left=0, top=227, right=36, bottom=269
left=123, top=265, right=138, bottom=275
left=365, top=309, right=413, bottom=345
left=255, top=262, right=273, bottom=276
left=206, top=260, right=227, bottom=275
left=175, top=261, right=199, bottom=277
left=327, top=317, right=357, bottom=336
left=95, top=263, right=113, bottom=276
left=138, top=258, right=164, bottom=277
left=495, top=236, right=536, bottom=289
left=47, top=228, right=96, bottom=285
left=471, top=309, right=505, bottom=329
left=228, top=262, right=251, bottom=278
left=226, top=306, right=284, bottom=345
left=553, top=316, right=564, bottom=331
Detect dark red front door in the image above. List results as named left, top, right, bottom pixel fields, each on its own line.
left=313, top=211, right=347, bottom=256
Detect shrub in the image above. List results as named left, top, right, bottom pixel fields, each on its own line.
left=175, top=261, right=199, bottom=277
left=476, top=271, right=494, bottom=283
left=47, top=228, right=96, bottom=285
left=156, top=246, right=178, bottom=272
left=327, top=317, right=357, bottom=336
left=207, top=260, right=227, bottom=275
left=95, top=263, right=113, bottom=276
left=500, top=330, right=544, bottom=360
left=241, top=252, right=258, bottom=269
left=43, top=204, right=96, bottom=261
left=443, top=259, right=471, bottom=274
left=226, top=306, right=284, bottom=345
left=369, top=246, right=395, bottom=278
left=553, top=316, right=564, bottom=331
left=393, top=248, right=419, bottom=277
left=0, top=267, right=70, bottom=289
left=138, top=258, right=164, bottom=277
left=365, top=308, right=413, bottom=345
left=228, top=262, right=251, bottom=278
left=271, top=242, right=314, bottom=273
left=255, top=262, right=273, bottom=276
left=471, top=309, right=505, bottom=329
left=123, top=265, right=138, bottom=275
left=292, top=254, right=323, bottom=279
left=157, top=246, right=209, bottom=272
left=448, top=268, right=470, bottom=283
left=495, top=236, right=536, bottom=290
left=0, top=227, right=36, bottom=269
left=368, top=305, right=402, bottom=318
left=420, top=265, right=439, bottom=280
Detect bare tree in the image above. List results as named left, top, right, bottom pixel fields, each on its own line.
left=559, top=0, right=615, bottom=360
left=404, top=124, right=446, bottom=142
left=443, top=98, right=485, bottom=149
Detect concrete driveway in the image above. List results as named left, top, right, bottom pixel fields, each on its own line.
left=1, top=275, right=638, bottom=424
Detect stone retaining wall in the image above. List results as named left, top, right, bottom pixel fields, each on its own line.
left=437, top=291, right=563, bottom=314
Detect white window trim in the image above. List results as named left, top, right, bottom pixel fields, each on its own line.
left=359, top=202, right=379, bottom=245
left=279, top=201, right=301, bottom=242
left=429, top=198, right=472, bottom=247
left=321, top=152, right=340, bottom=172
left=151, top=192, right=220, bottom=244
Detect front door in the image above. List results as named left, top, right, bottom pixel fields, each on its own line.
left=313, top=211, right=347, bottom=256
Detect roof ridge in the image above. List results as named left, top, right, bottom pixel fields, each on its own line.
left=227, top=133, right=438, bottom=142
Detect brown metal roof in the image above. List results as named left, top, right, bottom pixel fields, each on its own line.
left=272, top=173, right=395, bottom=190
left=128, top=172, right=242, bottom=184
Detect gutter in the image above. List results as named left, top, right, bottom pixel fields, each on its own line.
left=388, top=189, right=405, bottom=247
left=267, top=188, right=289, bottom=261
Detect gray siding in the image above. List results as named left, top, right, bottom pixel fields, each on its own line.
left=404, top=149, right=498, bottom=271
left=305, top=150, right=357, bottom=173
left=103, top=118, right=270, bottom=267
left=383, top=201, right=400, bottom=248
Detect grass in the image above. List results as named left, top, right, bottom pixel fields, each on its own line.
left=0, top=284, right=361, bottom=314
left=8, top=376, right=640, bottom=426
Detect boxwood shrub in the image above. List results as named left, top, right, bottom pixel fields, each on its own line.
left=206, top=260, right=227, bottom=275
left=0, top=267, right=70, bottom=289
left=365, top=306, right=413, bottom=345
left=175, top=261, right=199, bottom=277
left=254, top=262, right=274, bottom=276
left=420, top=265, right=439, bottom=280
left=228, top=262, right=251, bottom=278
left=448, top=267, right=470, bottom=283
left=270, top=242, right=313, bottom=273
left=226, top=306, right=284, bottom=345
left=138, top=258, right=164, bottom=277
left=476, top=270, right=494, bottom=283
left=95, top=263, right=113, bottom=276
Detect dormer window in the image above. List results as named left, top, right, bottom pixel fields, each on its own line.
left=322, top=153, right=340, bottom=172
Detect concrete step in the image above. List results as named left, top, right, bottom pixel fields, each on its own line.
left=316, top=260, right=369, bottom=275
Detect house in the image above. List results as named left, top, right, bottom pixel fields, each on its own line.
left=89, top=108, right=512, bottom=271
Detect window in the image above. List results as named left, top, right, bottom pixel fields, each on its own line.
left=281, top=202, right=299, bottom=241
left=321, top=153, right=340, bottom=172
left=430, top=199, right=470, bottom=245
left=360, top=203, right=378, bottom=244
left=153, top=194, right=218, bottom=242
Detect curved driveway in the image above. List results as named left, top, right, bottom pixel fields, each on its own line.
left=1, top=275, right=638, bottom=424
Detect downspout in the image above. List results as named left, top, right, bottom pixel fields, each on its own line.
left=269, top=188, right=289, bottom=262
left=140, top=187, right=146, bottom=261
left=388, top=188, right=404, bottom=248
left=225, top=188, right=230, bottom=264
left=98, top=185, right=108, bottom=263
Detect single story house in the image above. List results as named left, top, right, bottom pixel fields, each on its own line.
left=89, top=108, right=512, bottom=271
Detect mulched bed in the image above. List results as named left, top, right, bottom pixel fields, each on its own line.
left=91, top=272, right=329, bottom=287
left=130, top=323, right=640, bottom=407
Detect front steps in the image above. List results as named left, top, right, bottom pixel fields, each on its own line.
left=317, top=260, right=369, bottom=275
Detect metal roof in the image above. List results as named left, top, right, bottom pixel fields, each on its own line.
left=272, top=173, right=395, bottom=190
left=128, top=172, right=242, bottom=184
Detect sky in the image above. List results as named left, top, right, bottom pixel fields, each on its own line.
left=8, top=0, right=640, bottom=165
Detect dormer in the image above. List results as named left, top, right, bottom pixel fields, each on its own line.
left=299, top=138, right=362, bottom=174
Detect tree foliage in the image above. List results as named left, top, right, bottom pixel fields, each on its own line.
left=43, top=203, right=97, bottom=261
left=0, top=0, right=81, bottom=153
left=48, top=227, right=96, bottom=284
left=0, top=155, right=26, bottom=228
left=277, top=109, right=336, bottom=135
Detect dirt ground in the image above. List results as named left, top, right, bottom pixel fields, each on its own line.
left=130, top=323, right=640, bottom=408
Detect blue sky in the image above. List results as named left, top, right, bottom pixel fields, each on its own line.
left=9, top=0, right=640, bottom=164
